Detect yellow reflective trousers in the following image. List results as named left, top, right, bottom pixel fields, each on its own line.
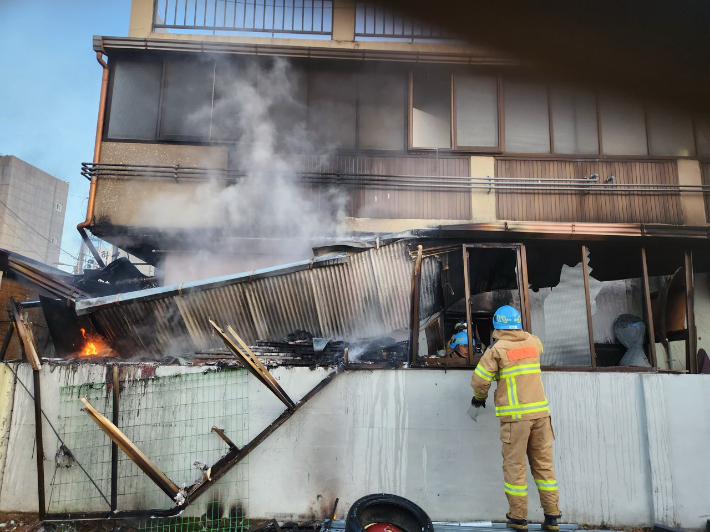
left=501, top=417, right=560, bottom=520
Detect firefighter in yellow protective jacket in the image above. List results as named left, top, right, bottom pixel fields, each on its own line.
left=470, top=305, right=561, bottom=532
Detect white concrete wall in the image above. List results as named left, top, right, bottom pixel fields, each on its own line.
left=0, top=365, right=708, bottom=528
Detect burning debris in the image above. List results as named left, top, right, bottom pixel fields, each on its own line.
left=76, top=328, right=114, bottom=359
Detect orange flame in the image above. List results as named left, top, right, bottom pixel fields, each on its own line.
left=78, top=328, right=110, bottom=358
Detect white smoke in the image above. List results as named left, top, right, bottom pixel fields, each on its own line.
left=133, top=57, right=348, bottom=284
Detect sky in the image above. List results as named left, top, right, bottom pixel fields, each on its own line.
left=0, top=0, right=132, bottom=270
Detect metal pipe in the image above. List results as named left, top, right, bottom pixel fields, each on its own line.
left=76, top=53, right=109, bottom=263
left=80, top=163, right=710, bottom=192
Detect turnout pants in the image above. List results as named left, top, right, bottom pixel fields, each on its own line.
left=500, top=417, right=560, bottom=520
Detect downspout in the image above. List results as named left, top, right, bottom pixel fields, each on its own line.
left=77, top=52, right=109, bottom=269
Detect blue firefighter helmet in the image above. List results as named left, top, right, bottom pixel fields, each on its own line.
left=493, top=305, right=522, bottom=330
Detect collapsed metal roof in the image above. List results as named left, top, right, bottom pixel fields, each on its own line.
left=70, top=222, right=710, bottom=358
left=75, top=240, right=439, bottom=355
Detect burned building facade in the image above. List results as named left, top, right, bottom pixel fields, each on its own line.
left=1, top=0, right=709, bottom=530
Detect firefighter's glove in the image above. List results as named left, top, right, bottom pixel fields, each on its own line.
left=471, top=396, right=486, bottom=408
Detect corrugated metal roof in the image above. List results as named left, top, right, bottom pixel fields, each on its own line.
left=76, top=242, right=418, bottom=355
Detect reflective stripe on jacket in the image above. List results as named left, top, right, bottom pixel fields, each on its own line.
left=471, top=329, right=549, bottom=422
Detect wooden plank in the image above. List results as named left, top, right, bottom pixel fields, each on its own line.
left=33, top=369, right=46, bottom=520
left=462, top=245, right=474, bottom=364
left=641, top=247, right=658, bottom=367
left=685, top=251, right=697, bottom=373
left=210, top=320, right=295, bottom=409
left=81, top=397, right=180, bottom=500
left=9, top=297, right=40, bottom=370
left=226, top=324, right=295, bottom=408
left=581, top=245, right=597, bottom=368
left=408, top=245, right=423, bottom=365
left=111, top=365, right=120, bottom=511
left=518, top=244, right=532, bottom=332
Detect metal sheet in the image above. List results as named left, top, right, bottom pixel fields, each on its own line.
left=175, top=283, right=257, bottom=348
left=420, top=255, right=443, bottom=320
left=78, top=241, right=420, bottom=356
left=245, top=270, right=321, bottom=341
left=368, top=242, right=412, bottom=332
left=311, top=247, right=386, bottom=339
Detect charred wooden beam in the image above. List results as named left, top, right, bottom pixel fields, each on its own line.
left=111, top=365, right=120, bottom=511
left=186, top=365, right=342, bottom=503
left=81, top=397, right=180, bottom=501
left=210, top=319, right=295, bottom=410
left=408, top=245, right=423, bottom=365
left=211, top=426, right=239, bottom=451
left=33, top=369, right=46, bottom=520
left=9, top=297, right=41, bottom=370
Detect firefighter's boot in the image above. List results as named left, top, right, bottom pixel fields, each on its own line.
left=542, top=514, right=561, bottom=531
left=506, top=514, right=528, bottom=531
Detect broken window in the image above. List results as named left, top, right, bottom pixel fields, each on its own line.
left=454, top=73, right=499, bottom=148
left=107, top=57, right=162, bottom=140
left=358, top=71, right=407, bottom=150
left=526, top=243, right=591, bottom=367
left=416, top=245, right=524, bottom=367
left=159, top=58, right=215, bottom=141
left=550, top=84, right=599, bottom=155
left=503, top=79, right=551, bottom=153
left=307, top=70, right=357, bottom=149
left=586, top=245, right=650, bottom=367
left=645, top=246, right=692, bottom=372
left=411, top=71, right=452, bottom=149
left=599, top=92, right=648, bottom=156
left=646, top=102, right=696, bottom=157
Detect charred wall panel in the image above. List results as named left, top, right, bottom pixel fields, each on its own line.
left=245, top=270, right=322, bottom=341
left=175, top=284, right=257, bottom=349
left=701, top=162, right=710, bottom=224
left=368, top=242, right=413, bottom=332
left=495, top=158, right=683, bottom=224
left=301, top=154, right=471, bottom=220
left=79, top=241, right=422, bottom=357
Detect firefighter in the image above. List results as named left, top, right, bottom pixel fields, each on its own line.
left=470, top=305, right=561, bottom=532
left=446, top=321, right=473, bottom=357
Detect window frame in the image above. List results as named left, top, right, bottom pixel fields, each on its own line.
left=452, top=73, right=504, bottom=152
left=410, top=240, right=703, bottom=373
left=157, top=58, right=217, bottom=143
left=101, top=54, right=708, bottom=161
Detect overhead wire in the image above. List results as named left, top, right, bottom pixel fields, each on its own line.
left=0, top=359, right=112, bottom=508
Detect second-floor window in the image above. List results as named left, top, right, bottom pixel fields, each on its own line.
left=105, top=54, right=708, bottom=158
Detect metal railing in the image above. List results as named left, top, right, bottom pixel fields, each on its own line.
left=153, top=0, right=333, bottom=36
left=81, top=163, right=710, bottom=195
left=354, top=1, right=452, bottom=41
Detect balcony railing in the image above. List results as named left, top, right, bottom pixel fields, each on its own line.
left=354, top=1, right=452, bottom=41
left=153, top=0, right=333, bottom=36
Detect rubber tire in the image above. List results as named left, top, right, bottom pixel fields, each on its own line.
left=345, top=494, right=434, bottom=532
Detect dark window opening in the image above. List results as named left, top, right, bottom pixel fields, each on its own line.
left=107, top=57, right=163, bottom=140
left=412, top=71, right=451, bottom=149
left=358, top=72, right=407, bottom=150
left=159, top=59, right=215, bottom=140
left=307, top=70, right=357, bottom=149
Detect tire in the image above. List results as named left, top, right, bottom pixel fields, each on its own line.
left=344, top=494, right=433, bottom=532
